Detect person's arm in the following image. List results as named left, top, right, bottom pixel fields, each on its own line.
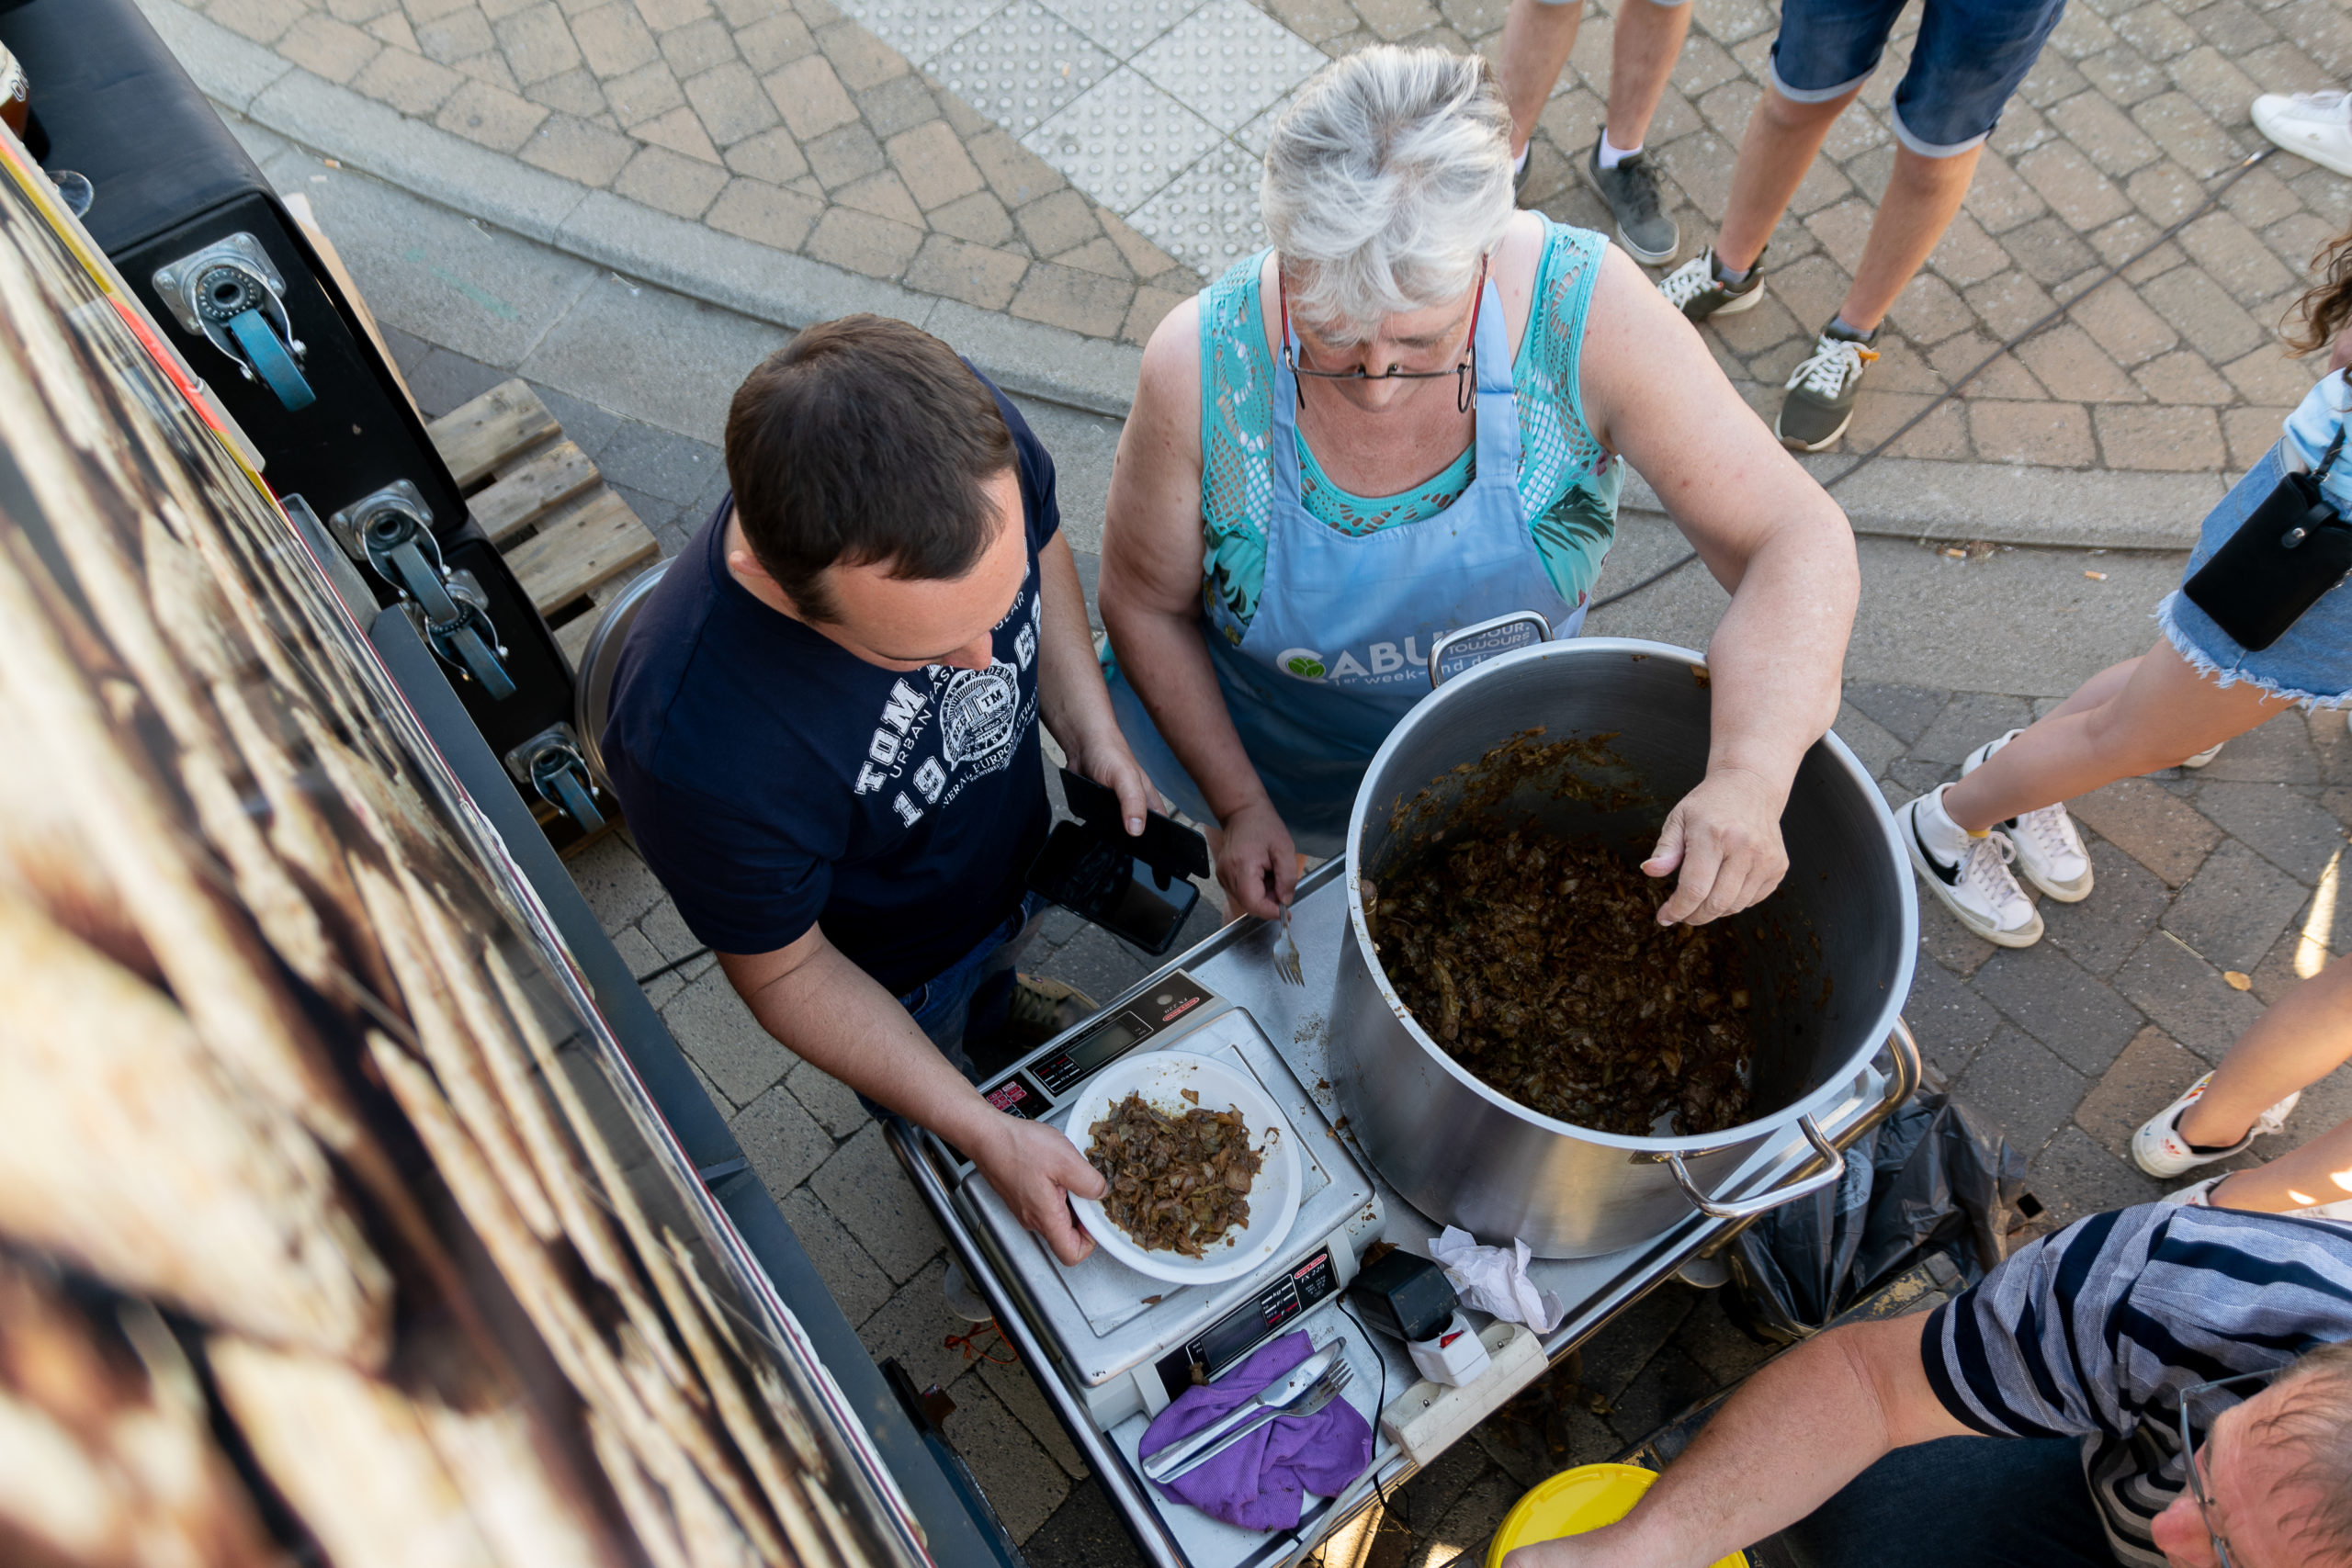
left=717, top=929, right=1106, bottom=1264
left=1035, top=530, right=1152, bottom=836
left=1502, top=1315, right=1973, bottom=1568
left=1578, top=245, right=1860, bottom=926
left=1100, top=299, right=1298, bottom=920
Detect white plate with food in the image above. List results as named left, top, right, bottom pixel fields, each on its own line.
left=1063, top=1051, right=1303, bottom=1285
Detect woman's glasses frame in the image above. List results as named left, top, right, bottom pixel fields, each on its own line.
left=1277, top=260, right=1487, bottom=413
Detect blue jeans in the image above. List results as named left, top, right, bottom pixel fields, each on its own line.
left=1779, top=1436, right=2112, bottom=1568
left=1769, top=0, right=2067, bottom=155
left=884, top=891, right=1046, bottom=1090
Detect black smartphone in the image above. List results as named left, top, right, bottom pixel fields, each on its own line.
left=1025, top=770, right=1210, bottom=954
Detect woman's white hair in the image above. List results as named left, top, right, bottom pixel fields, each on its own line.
left=1261, top=46, right=1515, bottom=343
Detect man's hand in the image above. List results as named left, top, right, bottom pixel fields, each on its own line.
left=1214, top=797, right=1298, bottom=921
left=1064, top=724, right=1158, bottom=838
left=973, top=1115, right=1108, bottom=1265
left=1643, top=765, right=1791, bottom=926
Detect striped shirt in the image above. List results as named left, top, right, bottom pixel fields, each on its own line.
left=1923, top=1201, right=2352, bottom=1566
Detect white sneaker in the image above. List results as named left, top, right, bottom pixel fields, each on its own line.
left=1896, top=784, right=2043, bottom=947
left=2253, top=88, right=2352, bottom=178
left=2131, top=1071, right=2302, bottom=1178
left=2181, top=742, right=2224, bottom=769
left=1960, top=731, right=2093, bottom=902
left=941, top=1257, right=993, bottom=1322
left=2163, top=1173, right=2352, bottom=1222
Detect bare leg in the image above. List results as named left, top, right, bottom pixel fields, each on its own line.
left=2179, top=958, right=2352, bottom=1166
left=2211, top=1121, right=2352, bottom=1213
left=1603, top=0, right=1692, bottom=150
left=1837, top=144, right=1983, bottom=333
left=1716, top=83, right=1861, bottom=271
left=2041, top=655, right=2142, bottom=722
left=1939, top=637, right=2293, bottom=832
left=1498, top=0, right=1584, bottom=159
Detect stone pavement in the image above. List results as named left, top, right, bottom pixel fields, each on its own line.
left=268, top=124, right=2352, bottom=1562
left=158, top=0, right=2352, bottom=489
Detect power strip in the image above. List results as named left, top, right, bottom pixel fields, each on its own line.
left=1376, top=1320, right=1546, bottom=1467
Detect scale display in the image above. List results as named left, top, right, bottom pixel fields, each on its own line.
left=978, top=974, right=1216, bottom=1121
left=1155, top=1247, right=1341, bottom=1398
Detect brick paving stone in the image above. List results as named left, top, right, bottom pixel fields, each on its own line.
left=811, top=1121, right=948, bottom=1281
left=1917, top=893, right=2000, bottom=980
left=2093, top=402, right=2225, bottom=469
left=520, top=110, right=637, bottom=181
left=2111, top=926, right=2267, bottom=1058
left=1843, top=682, right=1950, bottom=744
left=778, top=1184, right=894, bottom=1325
left=724, top=124, right=811, bottom=181
left=2071, top=778, right=2222, bottom=886
left=733, top=1078, right=834, bottom=1191
left=2027, top=1124, right=2168, bottom=1231
left=687, top=58, right=783, bottom=143
left=905, top=233, right=1030, bottom=308
left=2041, top=837, right=2175, bottom=977
left=836, top=170, right=923, bottom=225
left=2194, top=781, right=2349, bottom=885
left=2071, top=1023, right=2205, bottom=1161
left=785, top=1056, right=869, bottom=1137
left=943, top=1372, right=1069, bottom=1542
left=2196, top=710, right=2324, bottom=784
left=804, top=121, right=887, bottom=186
left=855, top=1258, right=970, bottom=1392
left=2013, top=322, right=2141, bottom=402
left=1909, top=691, right=2036, bottom=764
left=1901, top=959, right=2006, bottom=1082
left=1973, top=399, right=2098, bottom=466
left=1973, top=942, right=2148, bottom=1075
left=613, top=141, right=730, bottom=212
left=2132, top=348, right=2230, bottom=405
left=805, top=203, right=924, bottom=274
left=978, top=1358, right=1089, bottom=1481
left=1958, top=1024, right=2091, bottom=1157
left=662, top=963, right=796, bottom=1102
left=767, top=51, right=861, bottom=138
left=887, top=119, right=986, bottom=210
left=2161, top=836, right=2312, bottom=972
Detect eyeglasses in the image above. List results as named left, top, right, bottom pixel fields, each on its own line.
left=2177, top=1368, right=2281, bottom=1568
left=1277, top=260, right=1485, bottom=412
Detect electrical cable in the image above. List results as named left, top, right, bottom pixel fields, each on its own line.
left=1586, top=145, right=2278, bottom=613
left=1334, top=1295, right=1410, bottom=1542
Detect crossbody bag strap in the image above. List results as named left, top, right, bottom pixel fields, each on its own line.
left=2313, top=419, right=2347, bottom=487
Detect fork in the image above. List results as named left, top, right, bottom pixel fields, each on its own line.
left=1157, top=1359, right=1356, bottom=1483
left=1272, top=901, right=1304, bottom=987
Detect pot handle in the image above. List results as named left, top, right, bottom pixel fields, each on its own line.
left=1427, top=609, right=1554, bottom=688
left=1667, top=1115, right=1845, bottom=1220
left=1666, top=1017, right=1924, bottom=1221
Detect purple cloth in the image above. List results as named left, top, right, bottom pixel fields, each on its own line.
left=1136, top=1332, right=1374, bottom=1531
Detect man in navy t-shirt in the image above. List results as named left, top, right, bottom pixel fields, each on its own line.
left=603, top=315, right=1152, bottom=1266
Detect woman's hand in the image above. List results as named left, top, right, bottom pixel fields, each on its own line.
left=1214, top=798, right=1298, bottom=920
left=1064, top=724, right=1158, bottom=838
left=1643, top=765, right=1791, bottom=926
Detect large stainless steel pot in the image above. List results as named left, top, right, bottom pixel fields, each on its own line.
left=1329, top=634, right=1917, bottom=1258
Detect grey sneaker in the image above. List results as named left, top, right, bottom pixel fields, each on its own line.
left=1658, top=246, right=1764, bottom=321
left=1583, top=140, right=1679, bottom=265
left=1776, top=322, right=1879, bottom=451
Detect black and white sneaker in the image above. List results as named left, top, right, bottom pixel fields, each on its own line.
left=1896, top=784, right=2042, bottom=947
left=1658, top=246, right=1765, bottom=322
left=1961, top=730, right=2093, bottom=902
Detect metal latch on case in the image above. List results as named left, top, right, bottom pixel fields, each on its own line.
left=152, top=234, right=315, bottom=412
left=503, top=724, right=605, bottom=835
left=331, top=481, right=516, bottom=701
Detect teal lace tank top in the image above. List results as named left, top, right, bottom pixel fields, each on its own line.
left=1197, top=220, right=1623, bottom=635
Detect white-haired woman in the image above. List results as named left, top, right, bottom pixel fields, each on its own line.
left=1100, top=46, right=1859, bottom=926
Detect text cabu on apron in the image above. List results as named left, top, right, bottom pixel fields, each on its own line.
left=1114, top=272, right=1592, bottom=854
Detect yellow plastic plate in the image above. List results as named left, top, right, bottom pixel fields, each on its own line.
left=1484, top=1462, right=1748, bottom=1568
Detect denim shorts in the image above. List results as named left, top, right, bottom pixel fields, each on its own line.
left=1770, top=0, right=2067, bottom=155
left=2156, top=441, right=2352, bottom=709
left=888, top=892, right=1044, bottom=1085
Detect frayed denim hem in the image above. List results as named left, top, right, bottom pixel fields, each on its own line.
left=2154, top=592, right=2352, bottom=711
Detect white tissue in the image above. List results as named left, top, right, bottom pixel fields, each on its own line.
left=1429, top=1227, right=1565, bottom=1333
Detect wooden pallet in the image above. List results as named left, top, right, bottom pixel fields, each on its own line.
left=425, top=378, right=660, bottom=673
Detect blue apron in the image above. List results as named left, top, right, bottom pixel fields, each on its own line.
left=1112, top=274, right=1587, bottom=854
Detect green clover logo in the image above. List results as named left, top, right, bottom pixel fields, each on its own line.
left=1286, top=654, right=1325, bottom=679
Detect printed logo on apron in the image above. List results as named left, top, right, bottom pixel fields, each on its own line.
left=1275, top=637, right=1434, bottom=683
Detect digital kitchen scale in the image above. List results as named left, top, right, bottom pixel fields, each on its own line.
left=938, top=974, right=1385, bottom=1430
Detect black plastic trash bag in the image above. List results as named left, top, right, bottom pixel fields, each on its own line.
left=1723, top=1074, right=2028, bottom=1345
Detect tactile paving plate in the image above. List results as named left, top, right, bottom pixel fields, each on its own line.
left=840, top=0, right=1009, bottom=66
left=1033, top=0, right=1206, bottom=62
left=927, top=0, right=1117, bottom=133
left=1022, top=68, right=1227, bottom=213
left=1131, top=0, right=1329, bottom=133
left=1129, top=144, right=1270, bottom=279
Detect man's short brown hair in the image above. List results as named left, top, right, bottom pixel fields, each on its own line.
left=724, top=315, right=1014, bottom=622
